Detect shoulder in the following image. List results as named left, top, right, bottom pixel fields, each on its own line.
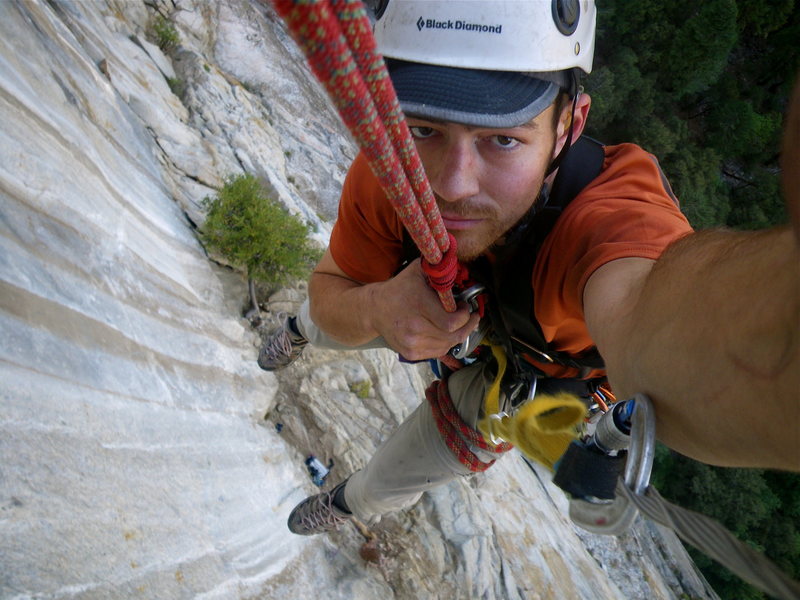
left=340, top=151, right=400, bottom=225
left=341, top=151, right=383, bottom=203
left=590, top=143, right=680, bottom=209
left=330, top=152, right=406, bottom=282
left=554, top=142, right=691, bottom=242
left=533, top=143, right=693, bottom=320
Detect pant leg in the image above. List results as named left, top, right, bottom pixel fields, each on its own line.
left=295, top=298, right=390, bottom=350
left=343, top=360, right=499, bottom=522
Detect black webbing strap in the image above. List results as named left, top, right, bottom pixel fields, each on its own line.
left=399, top=136, right=607, bottom=374
left=553, top=441, right=626, bottom=499
left=487, top=136, right=607, bottom=374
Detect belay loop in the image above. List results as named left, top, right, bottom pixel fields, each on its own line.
left=273, top=0, right=460, bottom=311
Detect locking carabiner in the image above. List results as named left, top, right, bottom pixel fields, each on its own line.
left=450, top=284, right=488, bottom=360
left=567, top=393, right=656, bottom=535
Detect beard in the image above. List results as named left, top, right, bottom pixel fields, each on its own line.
left=435, top=201, right=502, bottom=261
left=451, top=217, right=510, bottom=261
left=438, top=181, right=546, bottom=262
left=436, top=137, right=556, bottom=262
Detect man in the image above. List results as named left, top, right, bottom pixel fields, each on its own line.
left=259, top=0, right=800, bottom=535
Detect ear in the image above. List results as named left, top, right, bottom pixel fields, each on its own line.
left=554, top=92, right=592, bottom=154
left=781, top=73, right=800, bottom=244
left=570, top=92, right=591, bottom=141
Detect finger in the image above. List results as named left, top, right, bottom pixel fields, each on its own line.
left=440, top=304, right=477, bottom=333
left=452, top=311, right=481, bottom=342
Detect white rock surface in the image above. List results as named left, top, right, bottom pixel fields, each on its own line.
left=0, top=1, right=718, bottom=598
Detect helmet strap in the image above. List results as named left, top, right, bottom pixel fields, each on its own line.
left=544, top=70, right=581, bottom=177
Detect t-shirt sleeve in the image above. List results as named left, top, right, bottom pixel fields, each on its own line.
left=328, top=152, right=406, bottom=283
left=533, top=144, right=693, bottom=351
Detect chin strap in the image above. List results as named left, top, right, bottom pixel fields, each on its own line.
left=545, top=71, right=582, bottom=178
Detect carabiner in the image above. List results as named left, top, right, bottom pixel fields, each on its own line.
left=487, top=411, right=510, bottom=445
left=454, top=284, right=485, bottom=313
left=450, top=284, right=488, bottom=360
left=568, top=393, right=656, bottom=535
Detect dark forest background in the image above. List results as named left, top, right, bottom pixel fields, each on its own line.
left=583, top=2, right=799, bottom=598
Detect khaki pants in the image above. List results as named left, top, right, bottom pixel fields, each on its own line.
left=296, top=299, right=498, bottom=522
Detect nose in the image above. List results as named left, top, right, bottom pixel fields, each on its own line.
left=429, top=138, right=480, bottom=203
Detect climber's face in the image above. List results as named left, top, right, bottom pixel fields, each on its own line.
left=409, top=102, right=570, bottom=261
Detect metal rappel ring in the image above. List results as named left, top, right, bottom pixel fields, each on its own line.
left=623, top=393, right=656, bottom=495
left=567, top=393, right=656, bottom=536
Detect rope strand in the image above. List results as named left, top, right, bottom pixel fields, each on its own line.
left=273, top=0, right=458, bottom=311
left=426, top=379, right=513, bottom=472
left=329, top=0, right=449, bottom=251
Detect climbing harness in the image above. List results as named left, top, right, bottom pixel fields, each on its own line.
left=473, top=135, right=607, bottom=377
left=476, top=342, right=587, bottom=470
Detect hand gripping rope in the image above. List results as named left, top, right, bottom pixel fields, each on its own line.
left=272, top=0, right=460, bottom=311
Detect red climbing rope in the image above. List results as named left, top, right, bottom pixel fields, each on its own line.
left=420, top=232, right=459, bottom=295
left=426, top=379, right=514, bottom=472
left=272, top=0, right=459, bottom=311
left=329, top=0, right=448, bottom=251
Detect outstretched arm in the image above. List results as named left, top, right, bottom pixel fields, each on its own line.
left=308, top=249, right=479, bottom=360
left=584, top=78, right=800, bottom=471
left=585, top=231, right=798, bottom=470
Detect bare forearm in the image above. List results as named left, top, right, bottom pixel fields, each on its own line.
left=307, top=253, right=478, bottom=359
left=602, top=228, right=799, bottom=469
left=308, top=271, right=382, bottom=346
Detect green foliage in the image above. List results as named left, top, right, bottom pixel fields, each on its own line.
left=150, top=15, right=180, bottom=52
left=652, top=445, right=800, bottom=599
left=663, top=144, right=729, bottom=228
left=200, top=174, right=321, bottom=288
left=585, top=0, right=799, bottom=231
left=165, top=76, right=184, bottom=98
left=348, top=380, right=372, bottom=399
left=737, top=0, right=795, bottom=37
left=590, top=4, right=800, bottom=596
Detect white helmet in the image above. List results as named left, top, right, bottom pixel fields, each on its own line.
left=374, top=0, right=595, bottom=75
left=372, top=0, right=596, bottom=128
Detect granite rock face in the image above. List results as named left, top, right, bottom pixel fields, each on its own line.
left=0, top=1, right=717, bottom=598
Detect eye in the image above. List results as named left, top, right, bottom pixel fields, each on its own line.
left=492, top=135, right=520, bottom=148
left=409, top=126, right=437, bottom=139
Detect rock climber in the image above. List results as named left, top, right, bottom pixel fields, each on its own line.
left=258, top=0, right=800, bottom=535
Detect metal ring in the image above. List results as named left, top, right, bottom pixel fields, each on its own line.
left=623, top=393, right=656, bottom=495
left=487, top=412, right=509, bottom=445
left=568, top=394, right=656, bottom=536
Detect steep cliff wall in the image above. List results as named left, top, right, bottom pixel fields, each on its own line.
left=0, top=1, right=716, bottom=598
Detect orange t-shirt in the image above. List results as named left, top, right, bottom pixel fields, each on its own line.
left=329, top=143, right=693, bottom=376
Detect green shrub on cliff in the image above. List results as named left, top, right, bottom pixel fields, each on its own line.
left=201, top=174, right=321, bottom=293
left=150, top=15, right=180, bottom=52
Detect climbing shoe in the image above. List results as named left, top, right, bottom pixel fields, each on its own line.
left=257, top=313, right=307, bottom=371
left=287, top=480, right=351, bottom=536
